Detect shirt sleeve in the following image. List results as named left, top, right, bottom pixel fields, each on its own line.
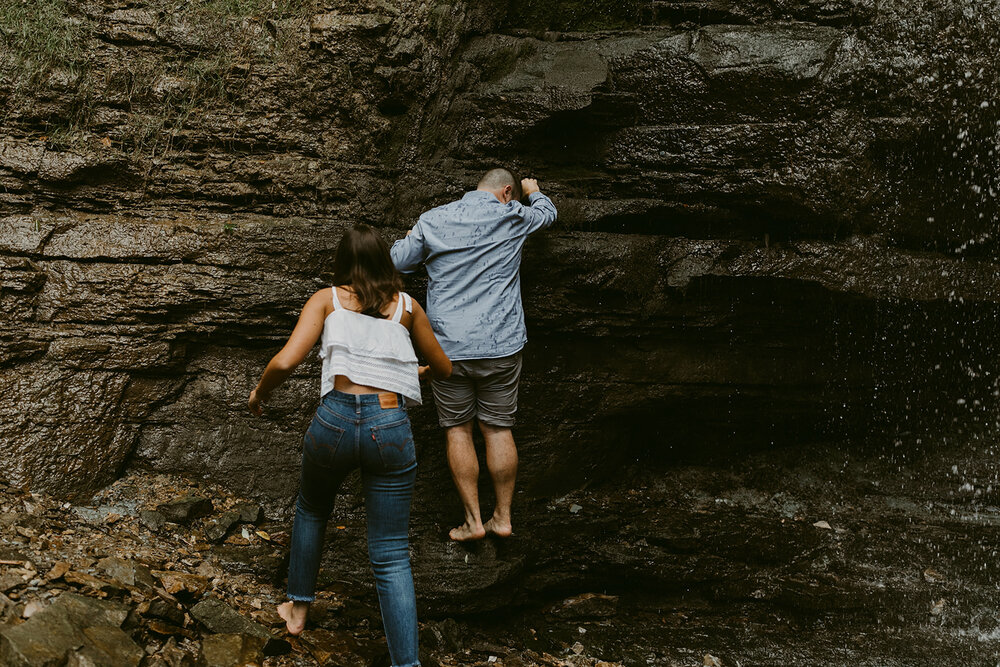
left=518, top=192, right=558, bottom=235
left=390, top=221, right=427, bottom=274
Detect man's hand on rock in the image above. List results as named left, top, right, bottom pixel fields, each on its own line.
left=521, top=178, right=540, bottom=197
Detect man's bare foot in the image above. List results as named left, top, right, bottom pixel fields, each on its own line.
left=449, top=522, right=486, bottom=541
left=277, top=600, right=309, bottom=636
left=484, top=517, right=513, bottom=538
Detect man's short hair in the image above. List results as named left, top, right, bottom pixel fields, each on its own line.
left=478, top=168, right=522, bottom=201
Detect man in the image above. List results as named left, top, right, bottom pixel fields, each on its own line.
left=390, top=168, right=557, bottom=541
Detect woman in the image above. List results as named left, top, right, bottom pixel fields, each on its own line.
left=248, top=224, right=451, bottom=667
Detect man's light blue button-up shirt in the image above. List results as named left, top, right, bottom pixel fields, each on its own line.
left=390, top=190, right=558, bottom=361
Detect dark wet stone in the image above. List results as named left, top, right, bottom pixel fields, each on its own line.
left=0, top=593, right=134, bottom=667
left=199, top=633, right=266, bottom=667
left=421, top=618, right=463, bottom=653
left=300, top=628, right=360, bottom=664
left=156, top=496, right=213, bottom=524
left=97, top=556, right=156, bottom=590
left=190, top=598, right=270, bottom=638
left=152, top=571, right=210, bottom=599
left=139, top=510, right=167, bottom=532
left=144, top=598, right=185, bottom=626
left=204, top=511, right=240, bottom=543
left=190, top=598, right=288, bottom=655
left=0, top=572, right=23, bottom=594
left=233, top=503, right=263, bottom=524
left=72, top=625, right=144, bottom=666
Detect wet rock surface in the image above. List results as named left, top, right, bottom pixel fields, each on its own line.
left=1, top=431, right=999, bottom=665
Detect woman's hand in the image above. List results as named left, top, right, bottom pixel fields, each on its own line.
left=248, top=387, right=268, bottom=417
left=418, top=365, right=431, bottom=380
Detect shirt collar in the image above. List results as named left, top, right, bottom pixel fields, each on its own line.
left=464, top=190, right=501, bottom=204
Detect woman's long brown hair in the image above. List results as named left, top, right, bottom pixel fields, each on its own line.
left=330, top=225, right=404, bottom=319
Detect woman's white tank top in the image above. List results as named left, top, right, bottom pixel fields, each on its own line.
left=319, top=287, right=421, bottom=404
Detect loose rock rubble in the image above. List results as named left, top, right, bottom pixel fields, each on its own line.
left=0, top=472, right=620, bottom=667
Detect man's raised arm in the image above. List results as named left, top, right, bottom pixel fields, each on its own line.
left=518, top=178, right=557, bottom=235
left=390, top=221, right=426, bottom=274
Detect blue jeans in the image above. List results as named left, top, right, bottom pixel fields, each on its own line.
left=287, top=389, right=419, bottom=667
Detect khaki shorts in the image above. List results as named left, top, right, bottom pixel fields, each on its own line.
left=431, top=352, right=522, bottom=428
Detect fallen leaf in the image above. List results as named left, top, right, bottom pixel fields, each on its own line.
left=812, top=520, right=832, bottom=530
left=100, top=136, right=112, bottom=147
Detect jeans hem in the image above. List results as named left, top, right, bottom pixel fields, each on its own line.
left=287, top=593, right=315, bottom=602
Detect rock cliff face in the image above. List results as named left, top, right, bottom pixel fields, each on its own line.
left=2, top=0, right=999, bottom=624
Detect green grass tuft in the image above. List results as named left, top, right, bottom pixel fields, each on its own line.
left=0, top=0, right=88, bottom=87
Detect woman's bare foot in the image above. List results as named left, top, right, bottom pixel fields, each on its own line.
left=449, top=522, right=486, bottom=541
left=277, top=601, right=309, bottom=636
left=484, top=517, right=512, bottom=538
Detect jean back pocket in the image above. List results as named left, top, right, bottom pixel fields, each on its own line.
left=369, top=417, right=416, bottom=472
left=304, top=411, right=346, bottom=467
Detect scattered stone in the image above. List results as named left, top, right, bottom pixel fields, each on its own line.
left=144, top=598, right=186, bottom=626
left=75, top=625, right=144, bottom=666
left=0, top=547, right=28, bottom=562
left=200, top=633, right=266, bottom=667
left=190, top=598, right=286, bottom=655
left=300, top=628, right=361, bottom=664
left=205, top=511, right=240, bottom=543
left=195, top=561, right=222, bottom=580
left=0, top=593, right=135, bottom=667
left=191, top=598, right=268, bottom=637
left=812, top=520, right=832, bottom=530
left=421, top=618, right=463, bottom=653
left=234, top=503, right=263, bottom=524
left=45, top=561, right=71, bottom=581
left=156, top=636, right=194, bottom=667
left=98, top=556, right=156, bottom=590
left=147, top=619, right=189, bottom=637
left=569, top=504, right=583, bottom=514
left=157, top=496, right=213, bottom=524
left=64, top=570, right=122, bottom=595
left=571, top=641, right=585, bottom=655
left=140, top=510, right=167, bottom=532
left=21, top=599, right=44, bottom=618
left=547, top=593, right=618, bottom=620
left=153, top=570, right=210, bottom=598
left=0, top=571, right=22, bottom=593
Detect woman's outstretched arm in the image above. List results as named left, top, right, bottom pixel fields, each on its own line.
left=248, top=289, right=329, bottom=416
left=409, top=300, right=452, bottom=380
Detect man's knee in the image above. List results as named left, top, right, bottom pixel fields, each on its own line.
left=446, top=421, right=475, bottom=440
left=477, top=419, right=512, bottom=438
